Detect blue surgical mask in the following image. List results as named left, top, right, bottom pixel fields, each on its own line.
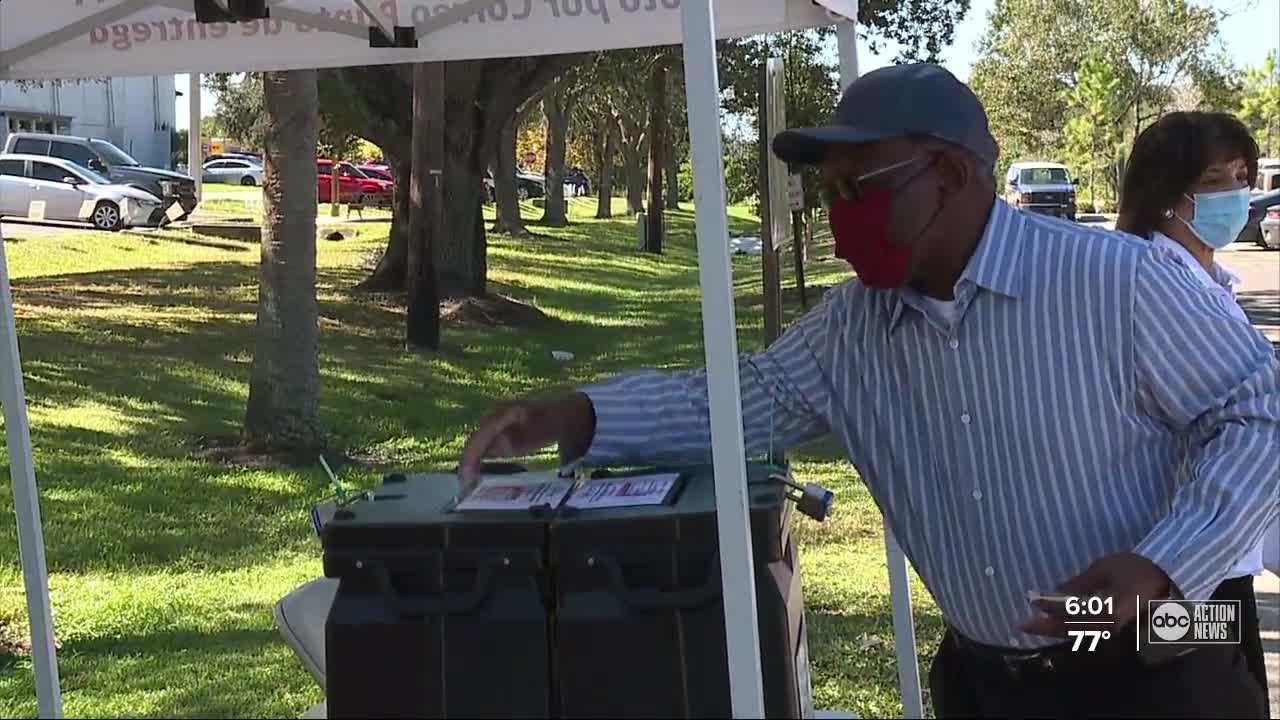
left=1178, top=188, right=1251, bottom=250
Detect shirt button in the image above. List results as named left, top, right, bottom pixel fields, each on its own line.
left=972, top=489, right=983, bottom=501
left=949, top=338, right=959, bottom=350
left=985, top=566, right=995, bottom=577
left=960, top=412, right=972, bottom=425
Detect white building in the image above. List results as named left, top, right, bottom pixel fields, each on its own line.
left=0, top=75, right=177, bottom=169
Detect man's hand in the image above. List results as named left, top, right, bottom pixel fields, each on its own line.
left=1022, top=552, right=1174, bottom=638
left=456, top=392, right=595, bottom=495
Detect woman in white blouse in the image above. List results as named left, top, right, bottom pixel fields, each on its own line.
left=1117, top=111, right=1278, bottom=705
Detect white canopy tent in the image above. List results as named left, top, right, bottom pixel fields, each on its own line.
left=0, top=1, right=924, bottom=717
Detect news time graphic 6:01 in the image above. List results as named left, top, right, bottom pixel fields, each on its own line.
left=1028, top=593, right=1119, bottom=651
left=1062, top=595, right=1116, bottom=651
left=1147, top=600, right=1242, bottom=645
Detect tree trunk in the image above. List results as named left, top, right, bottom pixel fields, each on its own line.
left=406, top=62, right=442, bottom=351
left=595, top=116, right=618, bottom=219
left=663, top=67, right=684, bottom=211
left=334, top=57, right=583, bottom=297
left=492, top=113, right=528, bottom=236
left=619, top=116, right=647, bottom=215
left=643, top=61, right=667, bottom=253
left=664, top=144, right=681, bottom=210
left=540, top=82, right=574, bottom=227
left=436, top=128, right=488, bottom=298
left=242, top=69, right=324, bottom=453
left=356, top=151, right=410, bottom=291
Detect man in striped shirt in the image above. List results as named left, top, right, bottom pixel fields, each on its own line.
left=459, top=64, right=1278, bottom=717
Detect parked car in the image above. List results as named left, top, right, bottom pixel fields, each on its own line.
left=0, top=154, right=166, bottom=231
left=3, top=132, right=197, bottom=218
left=202, top=157, right=264, bottom=186
left=1238, top=189, right=1280, bottom=245
left=482, top=169, right=546, bottom=202
left=1004, top=161, right=1078, bottom=221
left=1252, top=161, right=1280, bottom=195
left=316, top=160, right=394, bottom=207
left=357, top=164, right=394, bottom=182
left=1260, top=206, right=1279, bottom=250
left=205, top=152, right=262, bottom=164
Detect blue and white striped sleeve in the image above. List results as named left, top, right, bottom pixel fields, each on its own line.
left=576, top=287, right=846, bottom=466
left=1130, top=247, right=1280, bottom=601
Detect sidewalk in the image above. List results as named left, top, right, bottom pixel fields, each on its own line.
left=1257, top=571, right=1278, bottom=718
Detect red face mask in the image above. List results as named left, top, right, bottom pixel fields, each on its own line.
left=829, top=188, right=913, bottom=289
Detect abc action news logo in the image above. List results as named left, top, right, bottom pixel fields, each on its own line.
left=1147, top=600, right=1242, bottom=644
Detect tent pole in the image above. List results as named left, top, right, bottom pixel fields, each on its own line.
left=835, top=23, right=924, bottom=719
left=0, top=221, right=62, bottom=719
left=679, top=0, right=766, bottom=716
left=883, top=519, right=923, bottom=718
left=189, top=73, right=203, bottom=204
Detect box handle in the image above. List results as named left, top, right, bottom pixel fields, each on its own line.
left=372, top=557, right=506, bottom=616
left=588, top=551, right=722, bottom=611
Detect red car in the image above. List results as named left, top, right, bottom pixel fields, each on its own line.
left=316, top=159, right=394, bottom=207
left=357, top=164, right=394, bottom=183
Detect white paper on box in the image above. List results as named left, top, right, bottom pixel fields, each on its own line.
left=565, top=472, right=680, bottom=510
left=454, top=472, right=574, bottom=511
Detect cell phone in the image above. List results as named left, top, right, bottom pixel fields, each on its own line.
left=1027, top=591, right=1073, bottom=616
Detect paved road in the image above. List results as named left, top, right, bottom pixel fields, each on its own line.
left=1216, top=243, right=1280, bottom=344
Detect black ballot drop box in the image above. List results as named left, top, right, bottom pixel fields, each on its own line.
left=321, top=472, right=553, bottom=718
left=321, top=463, right=813, bottom=719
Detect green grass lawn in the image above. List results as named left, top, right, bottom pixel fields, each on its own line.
left=0, top=199, right=942, bottom=718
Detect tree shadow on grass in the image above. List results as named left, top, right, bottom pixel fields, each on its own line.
left=0, top=202, right=778, bottom=577
left=0, top=246, right=755, bottom=576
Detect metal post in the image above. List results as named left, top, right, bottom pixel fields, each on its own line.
left=836, top=20, right=925, bottom=719
left=188, top=73, right=202, bottom=203
left=0, top=221, right=62, bottom=719
left=679, top=0, right=766, bottom=714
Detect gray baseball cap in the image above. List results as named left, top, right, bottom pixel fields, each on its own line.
left=772, top=63, right=998, bottom=167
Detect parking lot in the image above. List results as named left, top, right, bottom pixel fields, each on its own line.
left=1217, top=243, right=1280, bottom=343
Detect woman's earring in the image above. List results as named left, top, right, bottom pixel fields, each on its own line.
left=1163, top=209, right=1174, bottom=219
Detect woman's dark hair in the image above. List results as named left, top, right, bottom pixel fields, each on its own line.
left=1116, top=111, right=1259, bottom=239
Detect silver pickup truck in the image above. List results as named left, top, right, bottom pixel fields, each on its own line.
left=1004, top=161, right=1078, bottom=221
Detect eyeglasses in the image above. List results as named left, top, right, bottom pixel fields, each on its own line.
left=823, top=156, right=931, bottom=204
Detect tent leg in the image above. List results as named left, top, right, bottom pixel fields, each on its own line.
left=0, top=222, right=62, bottom=719
left=189, top=73, right=203, bottom=204
left=678, top=0, right=766, bottom=715
left=835, top=21, right=858, bottom=93
left=884, top=521, right=924, bottom=719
